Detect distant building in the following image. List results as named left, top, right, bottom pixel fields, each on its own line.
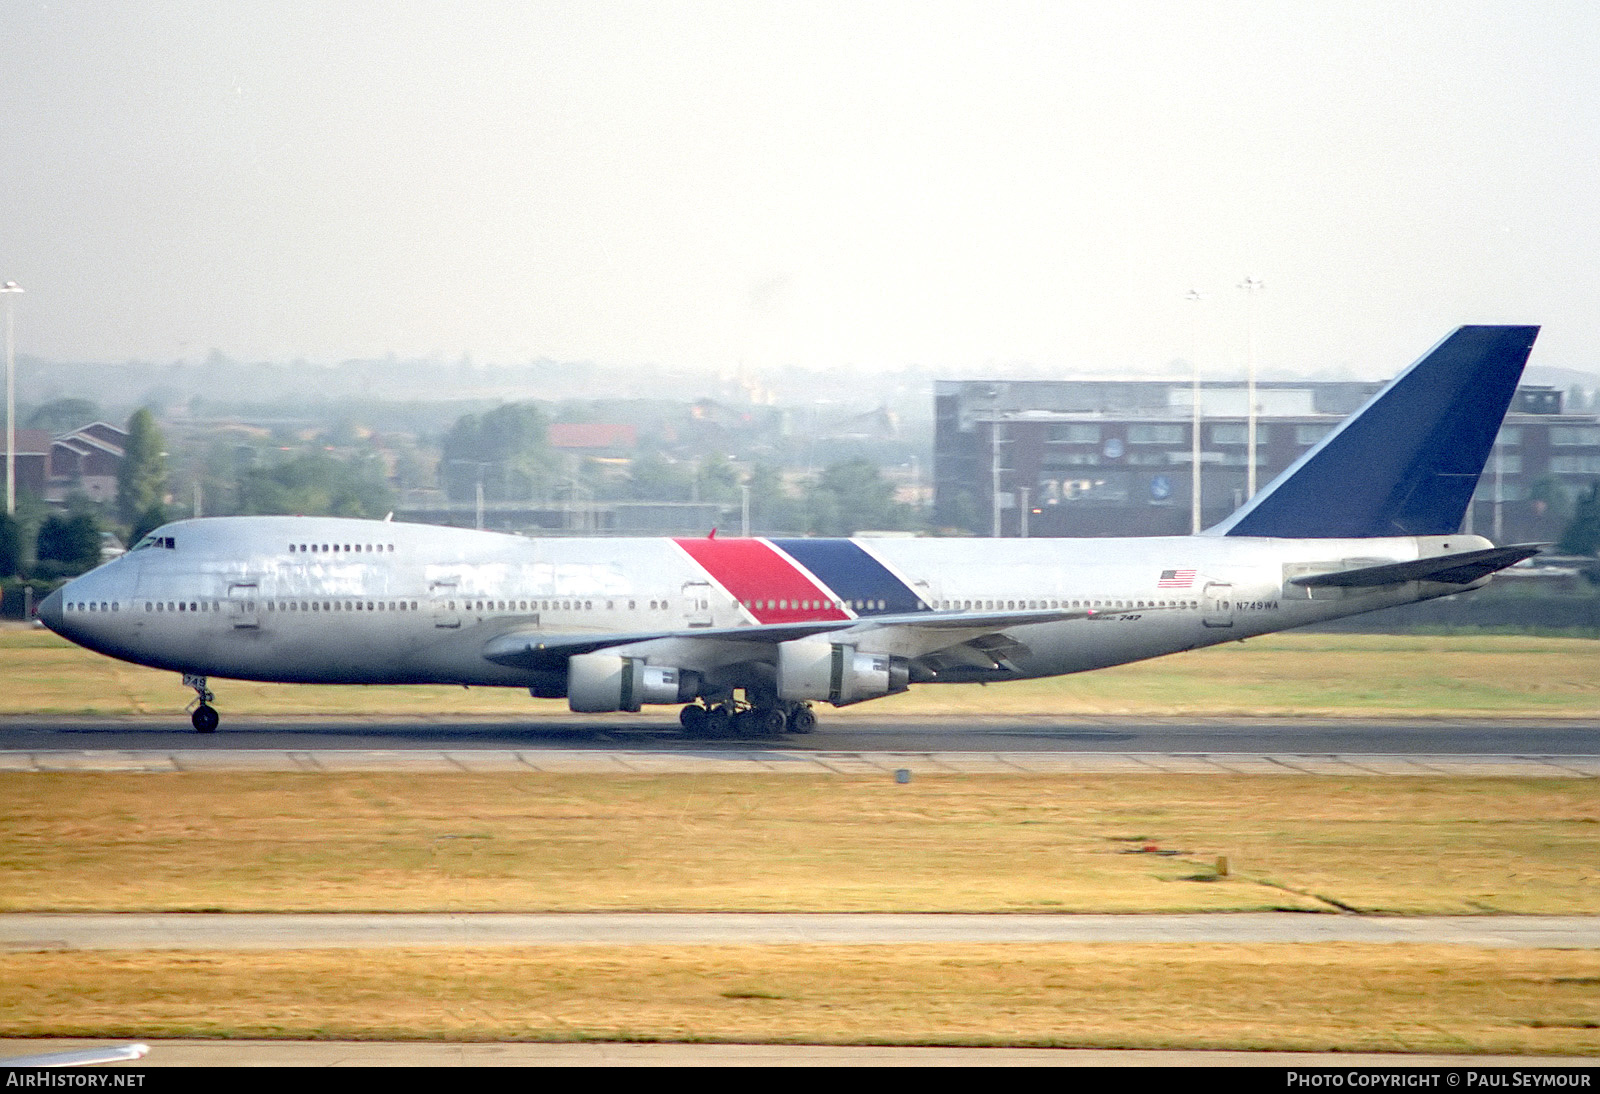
left=827, top=405, right=900, bottom=442
left=48, top=422, right=128, bottom=504
left=934, top=380, right=1600, bottom=543
left=4, top=423, right=131, bottom=506
left=394, top=499, right=723, bottom=537
left=8, top=429, right=52, bottom=500
left=547, top=423, right=638, bottom=454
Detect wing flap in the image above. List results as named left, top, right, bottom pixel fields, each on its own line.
left=480, top=606, right=1126, bottom=671
left=481, top=620, right=852, bottom=670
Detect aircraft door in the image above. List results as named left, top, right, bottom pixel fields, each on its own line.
left=1201, top=582, right=1234, bottom=628
left=430, top=579, right=461, bottom=629
left=681, top=581, right=713, bottom=628
left=227, top=583, right=260, bottom=629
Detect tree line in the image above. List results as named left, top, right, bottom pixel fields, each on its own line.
left=1, top=400, right=921, bottom=587
left=8, top=397, right=1593, bottom=595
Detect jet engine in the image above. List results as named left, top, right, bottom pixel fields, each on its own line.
left=567, top=653, right=697, bottom=713
left=775, top=636, right=910, bottom=707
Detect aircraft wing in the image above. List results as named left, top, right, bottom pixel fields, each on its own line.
left=1289, top=543, right=1546, bottom=589
left=482, top=619, right=856, bottom=669
left=479, top=605, right=1138, bottom=672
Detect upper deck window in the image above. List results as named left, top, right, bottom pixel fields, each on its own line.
left=295, top=541, right=393, bottom=554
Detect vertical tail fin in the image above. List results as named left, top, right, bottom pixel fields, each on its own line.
left=1208, top=325, right=1539, bottom=539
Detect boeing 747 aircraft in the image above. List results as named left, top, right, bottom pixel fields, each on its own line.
left=38, top=326, right=1543, bottom=734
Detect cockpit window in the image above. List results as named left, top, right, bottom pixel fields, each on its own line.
left=131, top=535, right=176, bottom=551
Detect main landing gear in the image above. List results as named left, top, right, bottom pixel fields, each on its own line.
left=183, top=673, right=219, bottom=734
left=679, top=700, right=816, bottom=738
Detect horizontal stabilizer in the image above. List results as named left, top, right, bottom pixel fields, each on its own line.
left=1289, top=543, right=1546, bottom=588
left=1212, top=326, right=1539, bottom=538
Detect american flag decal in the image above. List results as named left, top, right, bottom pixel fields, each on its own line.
left=1157, top=568, right=1196, bottom=588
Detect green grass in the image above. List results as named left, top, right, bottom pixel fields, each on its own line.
left=2, top=627, right=1598, bottom=718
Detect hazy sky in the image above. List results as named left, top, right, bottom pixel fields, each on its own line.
left=2, top=1, right=1598, bottom=379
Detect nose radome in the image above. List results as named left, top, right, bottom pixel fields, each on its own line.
left=36, top=588, right=64, bottom=634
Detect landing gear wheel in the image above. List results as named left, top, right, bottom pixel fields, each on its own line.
left=679, top=704, right=707, bottom=734
left=702, top=706, right=732, bottom=737
left=191, top=704, right=219, bottom=734
left=788, top=705, right=817, bottom=733
left=754, top=708, right=788, bottom=736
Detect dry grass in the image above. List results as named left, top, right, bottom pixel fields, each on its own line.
left=4, top=772, right=1597, bottom=914
left=3, top=628, right=1597, bottom=718
left=7, top=625, right=1598, bottom=1053
left=3, top=944, right=1597, bottom=1054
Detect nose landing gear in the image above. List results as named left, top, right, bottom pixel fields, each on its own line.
left=183, top=673, right=219, bottom=733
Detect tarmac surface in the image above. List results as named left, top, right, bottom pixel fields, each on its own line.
left=4, top=712, right=1599, bottom=751
left=2, top=1038, right=1595, bottom=1067
left=2, top=713, right=1598, bottom=776
left=3, top=1038, right=1593, bottom=1067
left=7, top=912, right=1600, bottom=949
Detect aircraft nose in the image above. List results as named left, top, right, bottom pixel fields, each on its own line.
left=36, top=589, right=64, bottom=634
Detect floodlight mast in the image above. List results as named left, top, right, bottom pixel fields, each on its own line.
left=2, top=281, right=23, bottom=516
left=1185, top=288, right=1205, bottom=533
left=1238, top=276, right=1264, bottom=499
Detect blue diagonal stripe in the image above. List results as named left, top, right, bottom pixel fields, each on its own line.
left=769, top=539, right=927, bottom=616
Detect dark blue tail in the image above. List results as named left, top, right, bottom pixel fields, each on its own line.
left=1208, top=325, right=1539, bottom=539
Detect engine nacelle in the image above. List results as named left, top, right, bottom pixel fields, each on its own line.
left=776, top=636, right=910, bottom=707
left=567, top=653, right=694, bottom=713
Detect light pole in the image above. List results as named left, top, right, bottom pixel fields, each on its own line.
left=3, top=281, right=23, bottom=516
left=1185, top=288, right=1205, bottom=533
left=988, top=386, right=1003, bottom=537
left=1238, top=276, right=1264, bottom=499
left=1493, top=437, right=1505, bottom=544
left=445, top=459, right=490, bottom=530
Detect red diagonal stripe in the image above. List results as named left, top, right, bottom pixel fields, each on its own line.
left=673, top=538, right=851, bottom=624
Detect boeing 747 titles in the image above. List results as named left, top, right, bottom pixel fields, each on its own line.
left=39, top=326, right=1544, bottom=734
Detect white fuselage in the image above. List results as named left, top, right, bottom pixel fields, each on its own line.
left=46, top=516, right=1489, bottom=696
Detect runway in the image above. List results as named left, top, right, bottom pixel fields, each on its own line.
left=4, top=1039, right=1591, bottom=1067
left=2, top=714, right=1597, bottom=775
left=7, top=912, right=1600, bottom=949
left=5, top=712, right=1600, bottom=751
